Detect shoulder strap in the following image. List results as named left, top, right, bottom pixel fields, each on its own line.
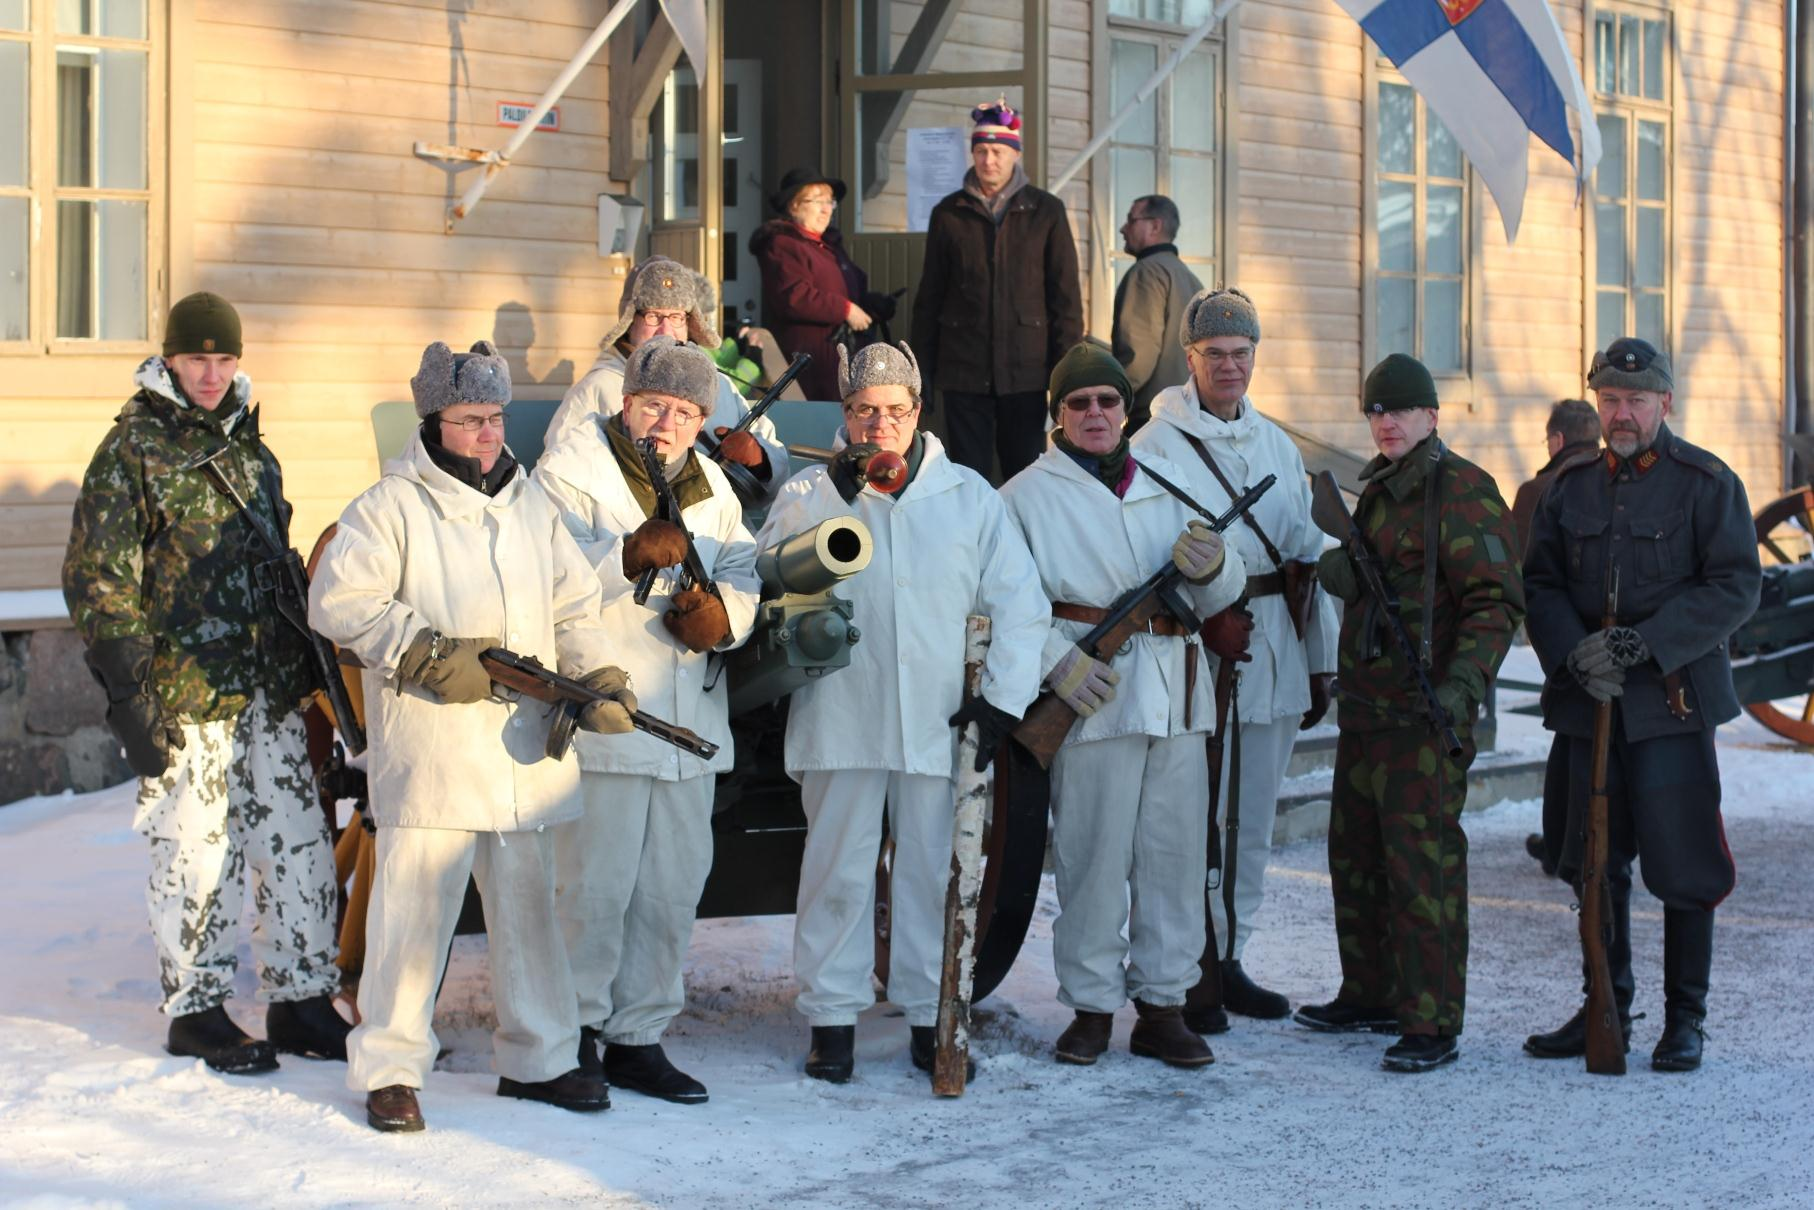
left=1419, top=448, right=1444, bottom=670
left=1181, top=431, right=1286, bottom=570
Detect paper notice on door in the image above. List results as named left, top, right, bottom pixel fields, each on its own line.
left=906, top=127, right=971, bottom=232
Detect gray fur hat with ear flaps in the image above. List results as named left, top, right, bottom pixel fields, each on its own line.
left=601, top=257, right=722, bottom=349
left=1180, top=285, right=1261, bottom=347
left=837, top=341, right=922, bottom=405
left=622, top=335, right=719, bottom=415
left=411, top=339, right=512, bottom=417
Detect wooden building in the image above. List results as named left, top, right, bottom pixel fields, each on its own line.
left=0, top=0, right=1795, bottom=787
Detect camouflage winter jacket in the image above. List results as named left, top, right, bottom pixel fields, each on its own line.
left=1335, top=433, right=1525, bottom=733
left=61, top=358, right=313, bottom=722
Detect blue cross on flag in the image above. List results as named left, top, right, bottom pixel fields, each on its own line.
left=1337, top=0, right=1600, bottom=242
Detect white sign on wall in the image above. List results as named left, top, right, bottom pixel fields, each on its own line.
left=906, top=127, right=970, bottom=233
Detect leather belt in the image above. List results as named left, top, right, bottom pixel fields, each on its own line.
left=1245, top=571, right=1285, bottom=599
left=1052, top=602, right=1192, bottom=638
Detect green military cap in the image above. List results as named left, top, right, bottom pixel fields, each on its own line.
left=163, top=291, right=243, bottom=359
left=1047, top=340, right=1130, bottom=420
left=1361, top=353, right=1438, bottom=414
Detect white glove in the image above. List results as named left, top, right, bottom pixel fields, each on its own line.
left=1049, top=645, right=1120, bottom=717
left=1171, top=521, right=1226, bottom=584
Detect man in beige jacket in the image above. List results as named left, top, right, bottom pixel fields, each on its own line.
left=1111, top=195, right=1203, bottom=433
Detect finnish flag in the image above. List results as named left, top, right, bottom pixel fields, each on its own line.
left=1338, top=0, right=1601, bottom=242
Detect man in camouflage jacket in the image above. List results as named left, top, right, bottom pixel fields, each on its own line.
left=61, top=292, right=346, bottom=1075
left=1297, top=353, right=1524, bottom=1073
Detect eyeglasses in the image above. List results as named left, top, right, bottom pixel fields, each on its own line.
left=635, top=399, right=705, bottom=425
left=637, top=310, right=690, bottom=329
left=1189, top=345, right=1254, bottom=366
left=1061, top=391, right=1126, bottom=413
left=845, top=402, right=918, bottom=423
left=439, top=412, right=507, bottom=432
left=794, top=195, right=838, bottom=210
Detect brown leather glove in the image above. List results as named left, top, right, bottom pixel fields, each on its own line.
left=1200, top=606, right=1254, bottom=663
left=577, top=665, right=638, bottom=734
left=397, top=630, right=497, bottom=704
left=713, top=427, right=767, bottom=469
left=662, top=588, right=732, bottom=653
left=622, top=519, right=689, bottom=578
left=1301, top=672, right=1334, bottom=730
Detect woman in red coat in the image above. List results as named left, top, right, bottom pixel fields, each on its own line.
left=751, top=168, right=892, bottom=401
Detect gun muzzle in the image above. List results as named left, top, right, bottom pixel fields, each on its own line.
left=757, top=517, right=873, bottom=596
left=864, top=450, right=908, bottom=494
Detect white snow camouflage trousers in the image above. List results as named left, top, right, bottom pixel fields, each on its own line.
left=135, top=692, right=339, bottom=1015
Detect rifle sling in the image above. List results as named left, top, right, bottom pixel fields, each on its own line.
left=1221, top=673, right=1241, bottom=963
left=1182, top=432, right=1286, bottom=571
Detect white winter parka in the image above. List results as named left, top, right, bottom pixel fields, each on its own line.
left=999, top=446, right=1247, bottom=744
left=754, top=433, right=1048, bottom=778
left=308, top=433, right=614, bottom=832
left=533, top=419, right=761, bottom=781
left=544, top=347, right=790, bottom=491
left=1131, top=384, right=1339, bottom=724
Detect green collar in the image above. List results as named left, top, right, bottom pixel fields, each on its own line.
left=605, top=415, right=715, bottom=516
left=1052, top=430, right=1131, bottom=492
left=1361, top=433, right=1444, bottom=502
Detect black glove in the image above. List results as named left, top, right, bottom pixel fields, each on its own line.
left=949, top=697, right=1019, bottom=773
left=829, top=442, right=885, bottom=504
left=859, top=290, right=899, bottom=323
left=1301, top=673, right=1334, bottom=731
left=86, top=635, right=185, bottom=779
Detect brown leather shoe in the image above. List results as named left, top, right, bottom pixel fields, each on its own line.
left=1130, top=1000, right=1214, bottom=1068
left=366, top=1084, right=425, bottom=1133
left=1055, top=1011, right=1114, bottom=1065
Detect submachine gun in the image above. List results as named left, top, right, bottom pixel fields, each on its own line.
left=699, top=352, right=811, bottom=508
left=725, top=517, right=874, bottom=715
left=480, top=647, right=719, bottom=762
left=632, top=436, right=720, bottom=608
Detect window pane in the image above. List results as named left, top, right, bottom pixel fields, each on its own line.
left=1422, top=280, right=1462, bottom=373
left=857, top=0, right=1022, bottom=75
left=0, top=195, right=25, bottom=340
left=56, top=198, right=93, bottom=337
left=1171, top=154, right=1215, bottom=259
left=1637, top=120, right=1665, bottom=201
left=0, top=40, right=24, bottom=187
left=97, top=49, right=145, bottom=189
left=55, top=0, right=79, bottom=30
left=1643, top=19, right=1665, bottom=101
left=1426, top=109, right=1462, bottom=180
left=58, top=0, right=144, bottom=35
left=1596, top=202, right=1626, bottom=286
left=1595, top=14, right=1615, bottom=94
left=1595, top=114, right=1626, bottom=199
left=97, top=197, right=145, bottom=339
left=1378, top=180, right=1414, bottom=272
left=1172, top=51, right=1216, bottom=154
left=1426, top=184, right=1462, bottom=275
left=1112, top=39, right=1158, bottom=146
left=1378, top=82, right=1415, bottom=175
left=1635, top=207, right=1664, bottom=288
left=1377, top=277, right=1414, bottom=359
left=0, top=1, right=25, bottom=31
left=1109, top=0, right=1212, bottom=23
left=1619, top=15, right=1640, bottom=96
left=1596, top=290, right=1625, bottom=353
left=57, top=50, right=93, bottom=187
left=1635, top=292, right=1665, bottom=348
left=1111, top=145, right=1157, bottom=233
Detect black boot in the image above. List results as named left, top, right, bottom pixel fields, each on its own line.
left=1522, top=1006, right=1635, bottom=1058
left=577, top=1026, right=604, bottom=1076
left=1653, top=907, right=1713, bottom=1072
left=804, top=1025, right=855, bottom=1084
left=604, top=1041, right=708, bottom=1104
left=166, top=1004, right=279, bottom=1075
left=1183, top=953, right=1230, bottom=1035
left=266, top=993, right=352, bottom=1061
left=1528, top=879, right=1637, bottom=1059
left=1381, top=1034, right=1458, bottom=1073
left=497, top=1067, right=611, bottom=1111
left=1220, top=960, right=1289, bottom=1019
left=908, top=1025, right=976, bottom=1081
left=1293, top=1000, right=1397, bottom=1034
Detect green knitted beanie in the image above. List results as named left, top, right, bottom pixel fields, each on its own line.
left=1048, top=341, right=1131, bottom=420
left=163, top=292, right=243, bottom=358
left=1361, top=353, right=1439, bottom=414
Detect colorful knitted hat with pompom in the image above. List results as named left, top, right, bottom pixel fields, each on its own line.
left=970, top=98, right=1022, bottom=151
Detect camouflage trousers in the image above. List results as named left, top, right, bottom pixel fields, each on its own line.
left=135, top=691, right=339, bottom=1015
left=1327, top=724, right=1476, bottom=1036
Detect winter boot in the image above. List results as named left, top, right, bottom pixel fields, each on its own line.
left=1522, top=1006, right=1635, bottom=1058
left=605, top=1042, right=708, bottom=1104
left=577, top=1026, right=604, bottom=1077
left=366, top=1084, right=425, bottom=1133
left=1183, top=953, right=1230, bottom=1036
left=909, top=1025, right=976, bottom=1080
left=804, top=1025, right=855, bottom=1084
left=1381, top=1034, right=1458, bottom=1073
left=1293, top=1000, right=1397, bottom=1034
left=1528, top=880, right=1637, bottom=1058
left=1219, top=960, right=1289, bottom=1019
left=1653, top=906, right=1713, bottom=1072
left=1054, top=1011, right=1114, bottom=1065
left=266, top=993, right=352, bottom=1061
left=497, top=1067, right=611, bottom=1111
left=1129, top=1000, right=1214, bottom=1068
left=166, top=1004, right=279, bottom=1075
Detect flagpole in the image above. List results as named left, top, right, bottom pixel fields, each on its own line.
left=1048, top=0, right=1243, bottom=194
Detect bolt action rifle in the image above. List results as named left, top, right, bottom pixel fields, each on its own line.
left=632, top=436, right=721, bottom=609
left=1580, top=567, right=1627, bottom=1076
left=1308, top=470, right=1462, bottom=757
left=1010, top=474, right=1277, bottom=770
left=480, top=647, right=719, bottom=762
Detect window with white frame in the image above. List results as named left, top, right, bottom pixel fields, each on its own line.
left=1105, top=19, right=1220, bottom=289
left=1373, top=78, right=1468, bottom=376
left=0, top=0, right=157, bottom=347
left=1591, top=6, right=1669, bottom=353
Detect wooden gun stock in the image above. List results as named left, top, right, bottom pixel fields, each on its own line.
left=1011, top=592, right=1173, bottom=770
left=1580, top=568, right=1627, bottom=1076
left=480, top=648, right=720, bottom=761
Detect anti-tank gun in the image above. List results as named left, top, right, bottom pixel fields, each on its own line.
left=725, top=516, right=873, bottom=715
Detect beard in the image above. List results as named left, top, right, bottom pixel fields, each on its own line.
left=1607, top=425, right=1648, bottom=458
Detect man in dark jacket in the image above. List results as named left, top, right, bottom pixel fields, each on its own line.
left=910, top=99, right=1083, bottom=482
left=1521, top=338, right=1761, bottom=1074
left=1510, top=398, right=1600, bottom=557
left=1110, top=195, right=1203, bottom=433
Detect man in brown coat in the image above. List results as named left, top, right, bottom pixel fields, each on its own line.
left=1510, top=398, right=1599, bottom=557
left=910, top=99, right=1083, bottom=482
left=1110, top=195, right=1203, bottom=433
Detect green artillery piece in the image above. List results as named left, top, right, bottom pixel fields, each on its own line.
left=725, top=516, right=873, bottom=715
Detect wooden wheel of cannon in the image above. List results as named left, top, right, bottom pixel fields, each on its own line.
left=1745, top=485, right=1814, bottom=745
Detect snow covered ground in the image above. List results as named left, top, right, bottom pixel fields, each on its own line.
left=1, top=717, right=1810, bottom=1209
